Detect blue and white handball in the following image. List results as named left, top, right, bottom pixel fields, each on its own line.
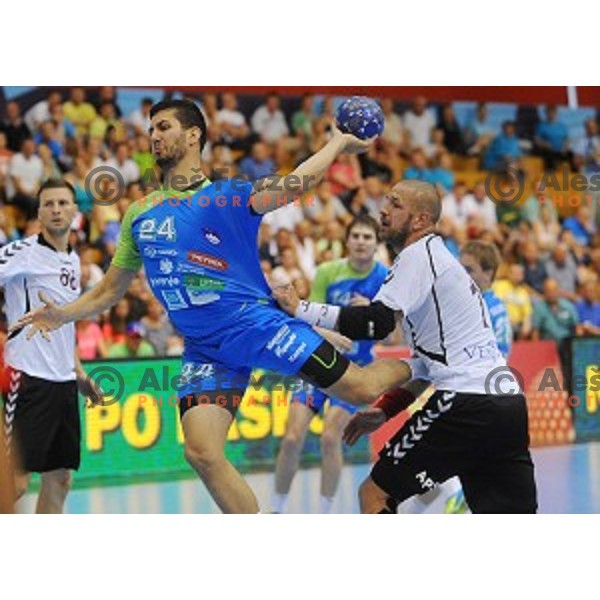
left=336, top=96, right=385, bottom=140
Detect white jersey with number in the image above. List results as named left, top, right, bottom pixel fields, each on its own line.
left=374, top=234, right=506, bottom=394
left=0, top=235, right=80, bottom=382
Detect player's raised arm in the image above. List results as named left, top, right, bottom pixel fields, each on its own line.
left=251, top=124, right=375, bottom=215
left=10, top=265, right=137, bottom=340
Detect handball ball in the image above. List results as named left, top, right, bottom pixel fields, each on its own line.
left=336, top=96, right=385, bottom=140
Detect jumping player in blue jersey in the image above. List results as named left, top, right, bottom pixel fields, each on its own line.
left=14, top=99, right=416, bottom=513
left=272, top=216, right=388, bottom=513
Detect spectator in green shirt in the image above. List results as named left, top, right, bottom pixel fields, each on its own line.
left=107, top=321, right=156, bottom=359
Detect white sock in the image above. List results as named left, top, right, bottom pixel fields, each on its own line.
left=319, top=496, right=334, bottom=514
left=272, top=493, right=289, bottom=514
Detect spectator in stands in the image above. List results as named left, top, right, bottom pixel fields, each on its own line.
left=0, top=101, right=31, bottom=153
left=466, top=103, right=497, bottom=156
left=572, top=118, right=600, bottom=173
left=404, top=148, right=434, bottom=183
left=76, top=318, right=107, bottom=360
left=107, top=321, right=156, bottom=359
left=575, top=280, right=600, bottom=335
left=63, top=87, right=97, bottom=136
left=441, top=180, right=476, bottom=230
left=403, top=95, right=436, bottom=150
left=532, top=202, right=561, bottom=256
left=493, top=263, right=533, bottom=339
left=49, top=102, right=75, bottom=144
left=563, top=206, right=594, bottom=247
left=358, top=143, right=393, bottom=183
left=430, top=151, right=455, bottom=194
left=90, top=101, right=126, bottom=142
left=520, top=240, right=548, bottom=296
left=0, top=132, right=13, bottom=200
left=141, top=298, right=181, bottom=356
left=326, top=153, right=363, bottom=204
left=25, top=90, right=63, bottom=132
left=0, top=206, right=19, bottom=245
left=38, top=143, right=61, bottom=182
left=483, top=121, right=522, bottom=170
left=438, top=103, right=465, bottom=155
left=304, top=180, right=351, bottom=227
left=362, top=176, right=387, bottom=220
left=423, top=127, right=448, bottom=160
left=271, top=246, right=307, bottom=291
left=132, top=135, right=155, bottom=180
left=251, top=93, right=289, bottom=143
left=106, top=141, right=140, bottom=186
left=7, top=138, right=43, bottom=219
left=291, top=94, right=315, bottom=144
left=534, top=105, right=570, bottom=170
left=544, top=243, right=579, bottom=301
left=93, top=86, right=121, bottom=116
left=471, top=181, right=499, bottom=232
left=239, top=141, right=275, bottom=181
left=126, top=275, right=151, bottom=321
left=437, top=216, right=462, bottom=258
left=521, top=179, right=559, bottom=225
left=532, top=278, right=581, bottom=396
left=33, top=120, right=63, bottom=165
left=216, top=93, right=250, bottom=149
left=316, top=220, right=345, bottom=263
left=103, top=297, right=132, bottom=347
left=127, top=97, right=154, bottom=137
left=380, top=98, right=404, bottom=150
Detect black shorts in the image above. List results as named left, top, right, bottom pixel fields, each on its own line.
left=371, top=391, right=538, bottom=514
left=2, top=368, right=81, bottom=473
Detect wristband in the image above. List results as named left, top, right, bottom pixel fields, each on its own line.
left=295, top=301, right=340, bottom=330
left=374, top=388, right=417, bottom=421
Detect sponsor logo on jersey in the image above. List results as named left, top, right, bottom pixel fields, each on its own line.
left=188, top=251, right=228, bottom=272
left=186, top=290, right=221, bottom=306
left=177, top=262, right=206, bottom=275
left=183, top=274, right=226, bottom=291
left=161, top=289, right=188, bottom=310
left=159, top=259, right=174, bottom=275
left=203, top=228, right=222, bottom=245
left=150, top=275, right=181, bottom=287
left=144, top=247, right=178, bottom=258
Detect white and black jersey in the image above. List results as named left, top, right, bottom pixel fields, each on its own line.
left=374, top=234, right=506, bottom=394
left=0, top=234, right=80, bottom=382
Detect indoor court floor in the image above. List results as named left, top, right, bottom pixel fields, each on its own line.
left=18, top=442, right=600, bottom=514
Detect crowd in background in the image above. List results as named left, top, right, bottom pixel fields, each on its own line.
left=1, top=87, right=600, bottom=360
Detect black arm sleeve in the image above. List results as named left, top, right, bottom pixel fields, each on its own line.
left=337, top=301, right=396, bottom=341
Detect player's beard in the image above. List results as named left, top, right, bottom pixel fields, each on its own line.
left=386, top=217, right=413, bottom=251
left=155, top=134, right=187, bottom=173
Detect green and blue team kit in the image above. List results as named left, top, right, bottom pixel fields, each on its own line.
left=112, top=180, right=323, bottom=401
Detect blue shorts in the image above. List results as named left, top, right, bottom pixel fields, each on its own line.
left=177, top=305, right=324, bottom=416
left=291, top=385, right=359, bottom=416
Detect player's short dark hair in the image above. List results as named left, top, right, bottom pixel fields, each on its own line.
left=150, top=99, right=207, bottom=152
left=347, top=215, right=380, bottom=242
left=37, top=178, right=76, bottom=203
left=462, top=240, right=501, bottom=278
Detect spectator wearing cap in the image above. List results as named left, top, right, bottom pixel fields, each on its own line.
left=107, top=321, right=156, bottom=358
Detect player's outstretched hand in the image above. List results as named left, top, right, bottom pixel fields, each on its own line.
left=330, top=122, right=376, bottom=154
left=272, top=283, right=300, bottom=316
left=9, top=291, right=67, bottom=342
left=343, top=407, right=387, bottom=446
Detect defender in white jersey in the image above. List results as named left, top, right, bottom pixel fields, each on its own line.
left=278, top=180, right=537, bottom=514
left=0, top=180, right=99, bottom=513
